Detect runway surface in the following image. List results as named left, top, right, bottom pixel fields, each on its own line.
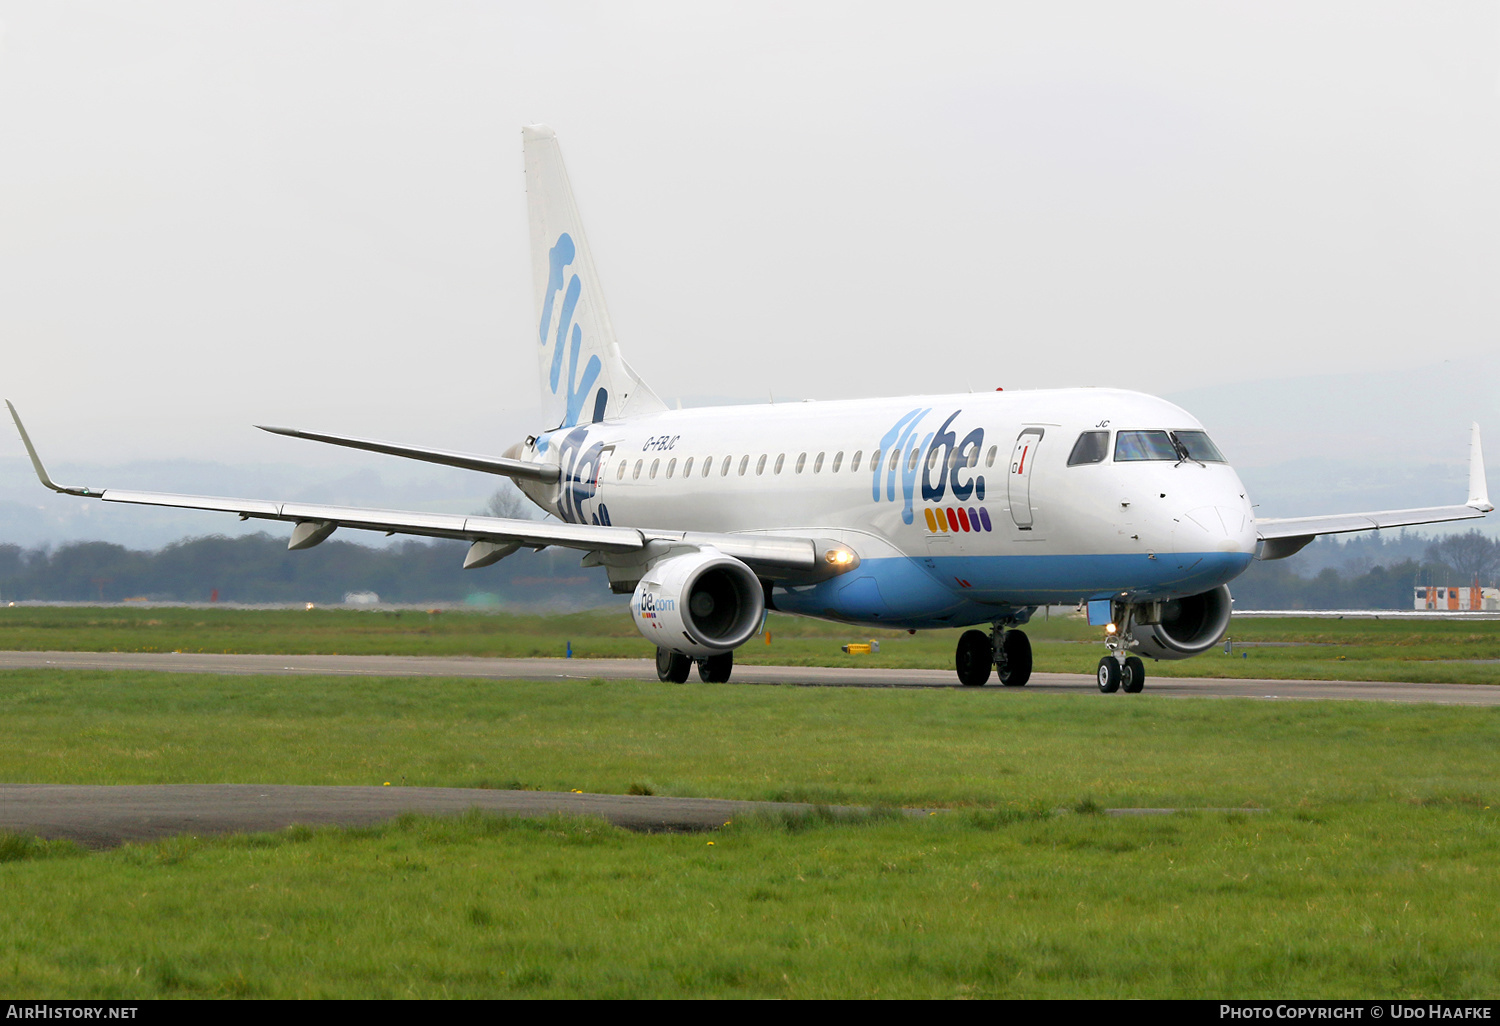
left=3, top=649, right=1499, bottom=705
left=2, top=650, right=1494, bottom=845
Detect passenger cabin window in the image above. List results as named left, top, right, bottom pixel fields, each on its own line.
left=703, top=457, right=713, bottom=477
left=1067, top=431, right=1110, bottom=466
left=796, top=453, right=807, bottom=473
left=633, top=460, right=643, bottom=480
left=682, top=457, right=693, bottom=477
left=721, top=456, right=731, bottom=477
left=756, top=455, right=767, bottom=475
left=888, top=449, right=901, bottom=473
left=774, top=454, right=785, bottom=474
left=650, top=459, right=660, bottom=478
left=617, top=462, right=626, bottom=480
left=1114, top=431, right=1178, bottom=462
left=905, top=448, right=919, bottom=472
left=739, top=455, right=749, bottom=476
left=814, top=452, right=824, bottom=473
left=851, top=451, right=862, bottom=472
left=985, top=445, right=997, bottom=468
left=832, top=451, right=843, bottom=472
left=666, top=458, right=677, bottom=478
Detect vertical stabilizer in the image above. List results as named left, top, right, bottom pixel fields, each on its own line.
left=523, top=125, right=666, bottom=428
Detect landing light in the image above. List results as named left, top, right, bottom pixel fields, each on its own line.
left=825, top=549, right=854, bottom=565
left=1105, top=622, right=1117, bottom=635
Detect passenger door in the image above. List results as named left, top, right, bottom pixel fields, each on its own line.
left=1007, top=429, right=1044, bottom=530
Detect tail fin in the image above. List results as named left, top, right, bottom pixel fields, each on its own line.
left=523, top=125, right=666, bottom=428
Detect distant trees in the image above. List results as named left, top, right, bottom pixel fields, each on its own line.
left=1228, top=558, right=1425, bottom=610
left=1423, top=530, right=1500, bottom=584
left=0, top=534, right=609, bottom=607
left=482, top=480, right=545, bottom=521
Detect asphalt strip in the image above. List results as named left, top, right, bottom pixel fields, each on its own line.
left=0, top=784, right=1269, bottom=848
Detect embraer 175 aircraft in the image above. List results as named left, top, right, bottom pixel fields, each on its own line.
left=8, top=126, right=1494, bottom=692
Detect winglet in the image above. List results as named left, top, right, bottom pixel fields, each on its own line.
left=4, top=400, right=102, bottom=497
left=1469, top=421, right=1492, bottom=512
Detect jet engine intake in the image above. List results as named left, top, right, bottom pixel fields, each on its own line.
left=1134, top=585, right=1233, bottom=660
left=630, top=550, right=765, bottom=658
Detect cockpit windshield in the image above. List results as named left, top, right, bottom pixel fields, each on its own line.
left=1114, top=429, right=1227, bottom=464
left=1114, top=431, right=1178, bottom=461
left=1172, top=430, right=1226, bottom=463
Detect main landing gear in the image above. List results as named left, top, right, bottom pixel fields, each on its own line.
left=655, top=647, right=734, bottom=684
left=1097, top=602, right=1147, bottom=694
left=955, top=622, right=1033, bottom=688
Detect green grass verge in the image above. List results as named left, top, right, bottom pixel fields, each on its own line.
left=2, top=669, right=1499, bottom=997
left=5, top=605, right=1500, bottom=685
left=2, top=669, right=1497, bottom=807
left=4, top=806, right=1498, bottom=999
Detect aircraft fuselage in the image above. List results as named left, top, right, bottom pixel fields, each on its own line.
left=521, top=386, right=1258, bottom=630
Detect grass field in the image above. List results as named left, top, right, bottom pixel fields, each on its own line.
left=4, top=604, right=1500, bottom=685
left=1, top=667, right=1499, bottom=997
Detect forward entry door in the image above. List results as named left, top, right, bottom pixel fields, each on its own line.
left=1007, top=429, right=1044, bottom=529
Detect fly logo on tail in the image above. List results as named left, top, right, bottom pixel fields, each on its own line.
left=538, top=232, right=606, bottom=428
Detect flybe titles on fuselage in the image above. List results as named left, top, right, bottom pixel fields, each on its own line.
left=874, top=408, right=986, bottom=525
left=547, top=407, right=992, bottom=529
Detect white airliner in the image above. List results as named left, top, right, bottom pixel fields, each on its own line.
left=8, top=126, right=1493, bottom=692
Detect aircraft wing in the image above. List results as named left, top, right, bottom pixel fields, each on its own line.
left=6, top=401, right=838, bottom=577
left=1252, top=422, right=1493, bottom=560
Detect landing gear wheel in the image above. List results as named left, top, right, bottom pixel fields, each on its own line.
left=697, top=652, right=734, bottom=684
left=656, top=647, right=691, bottom=683
left=1096, top=656, right=1121, bottom=693
left=998, top=630, right=1032, bottom=687
left=1121, top=656, right=1146, bottom=694
left=955, top=630, right=992, bottom=686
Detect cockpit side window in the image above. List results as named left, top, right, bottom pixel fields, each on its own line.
left=1172, top=430, right=1226, bottom=463
left=1067, top=431, right=1110, bottom=466
left=1113, top=430, right=1177, bottom=461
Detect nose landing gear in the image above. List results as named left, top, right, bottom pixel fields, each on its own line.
left=1098, top=602, right=1148, bottom=694
left=1096, top=654, right=1145, bottom=693
left=954, top=617, right=1034, bottom=687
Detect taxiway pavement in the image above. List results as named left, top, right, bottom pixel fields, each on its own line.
left=2, top=649, right=1497, bottom=705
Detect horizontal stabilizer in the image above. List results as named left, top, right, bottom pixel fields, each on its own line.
left=257, top=425, right=560, bottom=483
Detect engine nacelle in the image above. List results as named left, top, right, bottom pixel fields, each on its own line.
left=1135, top=585, right=1233, bottom=660
left=631, top=550, right=765, bottom=658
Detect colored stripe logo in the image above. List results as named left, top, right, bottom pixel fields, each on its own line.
left=923, top=506, right=993, bottom=533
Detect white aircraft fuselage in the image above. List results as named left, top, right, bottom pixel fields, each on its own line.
left=521, top=388, right=1256, bottom=630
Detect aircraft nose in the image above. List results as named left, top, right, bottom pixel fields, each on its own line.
left=1177, top=505, right=1257, bottom=556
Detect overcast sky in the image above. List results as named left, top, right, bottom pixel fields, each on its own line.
left=2, top=2, right=1497, bottom=479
